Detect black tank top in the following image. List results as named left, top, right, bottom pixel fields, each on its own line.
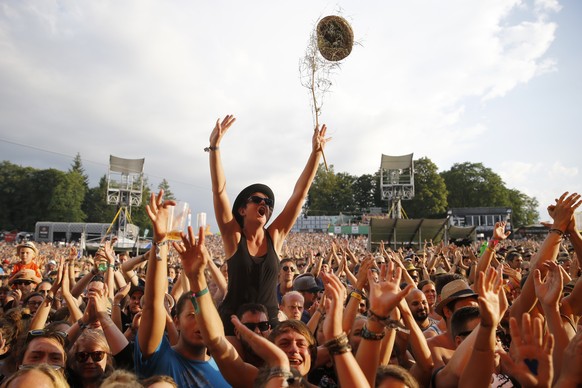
left=219, top=230, right=280, bottom=335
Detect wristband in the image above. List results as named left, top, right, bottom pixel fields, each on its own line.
left=154, top=240, right=170, bottom=261
left=324, top=332, right=352, bottom=355
left=78, top=319, right=89, bottom=331
left=45, top=295, right=54, bottom=303
left=360, top=324, right=385, bottom=340
left=548, top=228, right=564, bottom=237
left=204, top=146, right=219, bottom=152
left=108, top=264, right=116, bottom=269
left=349, top=291, right=363, bottom=301
left=189, top=288, right=209, bottom=314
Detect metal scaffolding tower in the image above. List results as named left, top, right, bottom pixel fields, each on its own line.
left=379, top=154, right=415, bottom=219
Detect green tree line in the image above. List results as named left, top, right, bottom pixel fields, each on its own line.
left=0, top=154, right=175, bottom=232
left=0, top=154, right=539, bottom=232
left=306, top=157, right=539, bottom=227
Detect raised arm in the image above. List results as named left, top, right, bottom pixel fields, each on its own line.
left=175, top=226, right=257, bottom=387
left=269, top=125, right=330, bottom=252
left=510, top=192, right=581, bottom=323
left=458, top=267, right=504, bottom=388
left=208, top=114, right=239, bottom=255
left=138, top=191, right=175, bottom=358
left=321, top=271, right=370, bottom=388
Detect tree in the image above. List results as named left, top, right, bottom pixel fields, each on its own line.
left=157, top=179, right=175, bottom=200
left=406, top=157, right=448, bottom=218
left=84, top=175, right=117, bottom=224
left=306, top=164, right=355, bottom=215
left=352, top=174, right=376, bottom=212
left=70, top=152, right=90, bottom=188
left=47, top=171, right=86, bottom=222
left=440, top=162, right=509, bottom=208
left=507, top=189, right=539, bottom=227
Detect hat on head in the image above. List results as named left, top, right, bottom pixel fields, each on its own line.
left=129, top=284, right=145, bottom=297
left=293, top=274, right=322, bottom=293
left=232, top=183, right=275, bottom=228
left=16, top=241, right=38, bottom=256
left=404, top=262, right=418, bottom=272
left=433, top=267, right=448, bottom=276
left=9, top=269, right=42, bottom=285
left=435, top=279, right=477, bottom=316
left=48, top=260, right=57, bottom=266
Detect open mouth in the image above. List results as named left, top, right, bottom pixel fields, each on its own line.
left=288, top=356, right=302, bottom=367
left=258, top=206, right=266, bottom=216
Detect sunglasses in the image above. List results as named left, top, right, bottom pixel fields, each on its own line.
left=75, top=351, right=106, bottom=363
left=247, top=195, right=274, bottom=208
left=243, top=321, right=271, bottom=332
left=14, top=280, right=34, bottom=286
left=282, top=266, right=296, bottom=272
left=27, top=329, right=68, bottom=346
left=296, top=263, right=306, bottom=268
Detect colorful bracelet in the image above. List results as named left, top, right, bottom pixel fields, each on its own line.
left=349, top=291, right=363, bottom=301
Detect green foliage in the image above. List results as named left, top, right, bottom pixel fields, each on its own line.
left=157, top=179, right=175, bottom=200
left=440, top=162, right=509, bottom=208
left=406, top=157, right=448, bottom=218
left=47, top=171, right=87, bottom=222
left=307, top=164, right=356, bottom=215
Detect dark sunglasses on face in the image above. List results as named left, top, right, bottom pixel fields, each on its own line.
left=296, top=263, right=306, bottom=268
left=14, top=280, right=34, bottom=286
left=247, top=195, right=274, bottom=208
left=243, top=321, right=271, bottom=332
left=282, top=266, right=296, bottom=272
left=75, top=351, right=106, bottom=363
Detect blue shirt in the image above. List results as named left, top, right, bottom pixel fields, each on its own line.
left=135, top=334, right=231, bottom=388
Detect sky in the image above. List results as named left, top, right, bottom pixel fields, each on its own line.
left=1, top=0, right=581, bottom=233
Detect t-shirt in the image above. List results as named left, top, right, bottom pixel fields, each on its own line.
left=135, top=334, right=231, bottom=388
left=11, top=261, right=42, bottom=279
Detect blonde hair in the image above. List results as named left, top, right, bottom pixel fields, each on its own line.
left=1, top=363, right=70, bottom=388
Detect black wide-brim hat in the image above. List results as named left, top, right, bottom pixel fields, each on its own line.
left=232, top=183, right=275, bottom=228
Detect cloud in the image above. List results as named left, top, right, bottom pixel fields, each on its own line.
left=0, top=0, right=570, bottom=228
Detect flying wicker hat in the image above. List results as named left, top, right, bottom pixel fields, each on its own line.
left=435, top=279, right=477, bottom=316
left=317, top=15, right=354, bottom=61
left=16, top=241, right=38, bottom=256
left=232, top=183, right=275, bottom=228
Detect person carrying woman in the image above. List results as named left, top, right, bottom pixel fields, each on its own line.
left=207, top=114, right=329, bottom=335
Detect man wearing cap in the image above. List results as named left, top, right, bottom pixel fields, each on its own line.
left=292, top=273, right=322, bottom=323
left=207, top=114, right=329, bottom=336
left=10, top=241, right=42, bottom=281
left=427, top=278, right=478, bottom=368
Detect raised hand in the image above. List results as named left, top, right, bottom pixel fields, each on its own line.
left=367, top=261, right=413, bottom=317
left=499, top=314, right=554, bottom=388
left=173, top=226, right=208, bottom=281
left=492, top=221, right=512, bottom=241
left=533, top=262, right=562, bottom=310
left=321, top=272, right=346, bottom=341
left=312, top=124, right=331, bottom=153
left=476, top=267, right=504, bottom=328
left=145, top=190, right=176, bottom=242
left=550, top=192, right=582, bottom=232
left=209, top=114, right=236, bottom=148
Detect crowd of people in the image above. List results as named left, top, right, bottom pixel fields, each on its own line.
left=0, top=116, right=580, bottom=387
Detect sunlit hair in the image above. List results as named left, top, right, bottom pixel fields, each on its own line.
left=375, top=364, right=419, bottom=388
left=100, top=369, right=144, bottom=388
left=68, top=329, right=111, bottom=368
left=1, top=363, right=70, bottom=388
left=268, top=320, right=317, bottom=371
left=141, top=374, right=178, bottom=387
